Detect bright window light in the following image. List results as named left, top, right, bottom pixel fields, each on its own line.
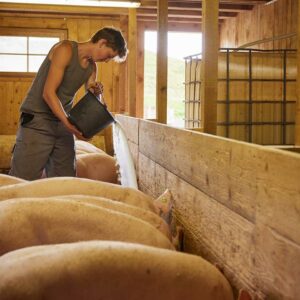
left=144, top=31, right=202, bottom=127
left=0, top=0, right=141, bottom=8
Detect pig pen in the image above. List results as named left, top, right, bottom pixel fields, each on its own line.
left=115, top=114, right=300, bottom=300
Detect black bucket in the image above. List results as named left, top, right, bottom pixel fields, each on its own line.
left=68, top=91, right=115, bottom=139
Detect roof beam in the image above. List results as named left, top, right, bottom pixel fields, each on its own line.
left=138, top=8, right=237, bottom=18
left=141, top=1, right=253, bottom=12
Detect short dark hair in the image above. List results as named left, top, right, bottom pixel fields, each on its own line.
left=91, top=27, right=128, bottom=62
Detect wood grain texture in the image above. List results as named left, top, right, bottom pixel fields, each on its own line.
left=200, top=0, right=218, bottom=134
left=219, top=0, right=297, bottom=49
left=156, top=0, right=168, bottom=124
left=128, top=9, right=137, bottom=117
left=116, top=115, right=300, bottom=298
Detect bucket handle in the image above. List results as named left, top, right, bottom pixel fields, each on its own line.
left=87, top=88, right=107, bottom=108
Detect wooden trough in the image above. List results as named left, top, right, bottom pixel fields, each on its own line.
left=116, top=114, right=300, bottom=300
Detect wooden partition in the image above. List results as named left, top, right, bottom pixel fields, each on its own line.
left=219, top=0, right=297, bottom=49
left=116, top=114, right=300, bottom=300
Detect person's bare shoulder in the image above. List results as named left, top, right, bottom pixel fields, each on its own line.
left=48, top=40, right=73, bottom=64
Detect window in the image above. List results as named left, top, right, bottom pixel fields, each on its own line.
left=144, top=31, right=202, bottom=128
left=0, top=28, right=66, bottom=73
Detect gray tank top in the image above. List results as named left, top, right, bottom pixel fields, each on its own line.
left=20, top=41, right=93, bottom=119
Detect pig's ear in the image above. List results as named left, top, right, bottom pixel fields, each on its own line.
left=154, top=189, right=174, bottom=224
left=238, top=290, right=252, bottom=300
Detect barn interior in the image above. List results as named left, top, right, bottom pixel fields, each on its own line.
left=0, top=0, right=299, bottom=299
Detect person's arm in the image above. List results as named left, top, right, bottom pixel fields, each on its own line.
left=43, top=41, right=83, bottom=138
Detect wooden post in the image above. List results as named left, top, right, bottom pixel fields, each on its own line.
left=200, top=0, right=219, bottom=134
left=296, top=1, right=300, bottom=145
left=156, top=0, right=168, bottom=124
left=118, top=15, right=128, bottom=114
left=136, top=25, right=145, bottom=118
left=128, top=8, right=137, bottom=116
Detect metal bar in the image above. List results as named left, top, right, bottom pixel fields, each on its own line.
left=226, top=49, right=230, bottom=137
left=196, top=61, right=201, bottom=128
left=26, top=37, right=29, bottom=72
left=0, top=52, right=47, bottom=56
left=218, top=78, right=296, bottom=82
left=184, top=48, right=296, bottom=60
left=219, top=48, right=297, bottom=53
left=217, top=100, right=296, bottom=104
left=192, top=60, right=198, bottom=127
left=248, top=49, right=253, bottom=142
left=217, top=121, right=295, bottom=125
left=237, top=32, right=297, bottom=49
left=282, top=50, right=287, bottom=144
left=184, top=59, right=186, bottom=127
left=188, top=58, right=192, bottom=127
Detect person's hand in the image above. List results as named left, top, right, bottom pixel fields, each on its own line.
left=88, top=81, right=103, bottom=97
left=63, top=119, right=89, bottom=141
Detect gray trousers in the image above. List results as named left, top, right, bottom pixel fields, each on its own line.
left=9, top=113, right=76, bottom=180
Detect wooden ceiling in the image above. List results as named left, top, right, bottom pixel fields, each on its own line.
left=138, top=0, right=273, bottom=23
left=0, top=0, right=274, bottom=25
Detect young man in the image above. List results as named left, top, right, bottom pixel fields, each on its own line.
left=9, top=27, right=127, bottom=180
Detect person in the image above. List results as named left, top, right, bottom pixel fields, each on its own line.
left=9, top=27, right=128, bottom=180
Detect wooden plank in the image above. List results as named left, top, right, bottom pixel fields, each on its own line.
left=0, top=3, right=127, bottom=16
left=254, top=224, right=300, bottom=299
left=136, top=24, right=145, bottom=118
left=0, top=81, right=13, bottom=135
left=66, top=18, right=78, bottom=40
left=139, top=120, right=256, bottom=221
left=139, top=119, right=300, bottom=244
left=118, top=15, right=129, bottom=114
left=138, top=152, right=156, bottom=196
left=219, top=0, right=297, bottom=50
left=200, top=0, right=218, bottom=134
left=255, top=147, right=300, bottom=244
left=156, top=0, right=168, bottom=124
left=115, top=114, right=139, bottom=144
left=138, top=153, right=259, bottom=296
left=128, top=8, right=137, bottom=117
left=0, top=16, right=68, bottom=29
left=116, top=115, right=300, bottom=299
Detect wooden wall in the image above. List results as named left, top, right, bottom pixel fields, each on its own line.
left=219, top=0, right=298, bottom=49
left=116, top=114, right=300, bottom=300
left=0, top=14, right=127, bottom=142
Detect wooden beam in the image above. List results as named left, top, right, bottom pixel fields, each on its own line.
left=141, top=1, right=253, bottom=12
left=219, top=0, right=268, bottom=3
left=118, top=15, right=128, bottom=114
left=156, top=0, right=168, bottom=124
left=128, top=9, right=137, bottom=117
left=200, top=0, right=219, bottom=134
left=0, top=2, right=127, bottom=15
left=137, top=15, right=225, bottom=23
left=138, top=20, right=202, bottom=33
left=138, top=8, right=237, bottom=18
left=136, top=25, right=145, bottom=118
left=296, top=1, right=300, bottom=145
